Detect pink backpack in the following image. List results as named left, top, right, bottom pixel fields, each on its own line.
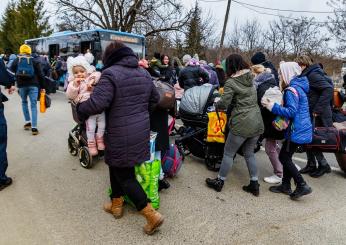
left=162, top=144, right=183, bottom=177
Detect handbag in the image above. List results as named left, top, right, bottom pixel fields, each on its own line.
left=206, top=109, right=227, bottom=143
left=305, top=117, right=339, bottom=153
left=153, top=79, right=175, bottom=109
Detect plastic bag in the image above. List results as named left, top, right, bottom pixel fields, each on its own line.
left=207, top=111, right=227, bottom=143
left=261, top=86, right=282, bottom=105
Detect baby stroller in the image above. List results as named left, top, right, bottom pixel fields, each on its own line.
left=67, top=101, right=104, bottom=168
left=175, top=84, right=224, bottom=171
left=175, top=84, right=261, bottom=171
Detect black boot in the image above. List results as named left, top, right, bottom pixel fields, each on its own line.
left=242, top=180, right=260, bottom=196
left=309, top=164, right=331, bottom=178
left=158, top=179, right=170, bottom=191
left=300, top=161, right=317, bottom=174
left=206, top=177, right=224, bottom=192
left=290, top=183, right=312, bottom=200
left=269, top=182, right=292, bottom=195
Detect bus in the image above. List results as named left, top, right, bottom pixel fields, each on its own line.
left=25, top=29, right=146, bottom=65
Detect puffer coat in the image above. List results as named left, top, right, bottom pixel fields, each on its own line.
left=300, top=64, right=333, bottom=127
left=77, top=47, right=159, bottom=168
left=217, top=70, right=264, bottom=138
left=271, top=76, right=312, bottom=144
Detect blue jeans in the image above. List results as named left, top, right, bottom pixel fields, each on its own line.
left=0, top=107, right=9, bottom=183
left=18, top=87, right=39, bottom=128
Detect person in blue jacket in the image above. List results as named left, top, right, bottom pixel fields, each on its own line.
left=262, top=61, right=313, bottom=200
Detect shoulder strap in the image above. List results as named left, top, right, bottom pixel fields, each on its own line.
left=285, top=86, right=299, bottom=97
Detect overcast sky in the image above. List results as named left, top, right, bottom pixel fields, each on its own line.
left=0, top=0, right=334, bottom=35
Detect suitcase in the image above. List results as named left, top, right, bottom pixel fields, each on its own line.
left=305, top=127, right=340, bottom=153
left=45, top=76, right=56, bottom=94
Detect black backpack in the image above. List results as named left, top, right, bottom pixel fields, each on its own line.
left=0, top=57, right=14, bottom=87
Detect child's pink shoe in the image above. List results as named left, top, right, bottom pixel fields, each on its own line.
left=96, top=136, right=105, bottom=151
left=88, top=141, right=98, bottom=156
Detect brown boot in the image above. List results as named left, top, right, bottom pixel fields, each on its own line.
left=140, top=203, right=164, bottom=235
left=103, top=197, right=124, bottom=219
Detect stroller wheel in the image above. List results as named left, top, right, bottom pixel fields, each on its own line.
left=68, top=136, right=78, bottom=156
left=205, top=157, right=220, bottom=172
left=79, top=146, right=93, bottom=169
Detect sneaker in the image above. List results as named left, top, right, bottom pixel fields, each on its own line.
left=264, top=175, right=282, bottom=184
left=205, top=177, right=224, bottom=192
left=31, top=128, right=39, bottom=135
left=0, top=177, right=13, bottom=191
left=290, top=183, right=312, bottom=200
left=24, top=122, right=31, bottom=130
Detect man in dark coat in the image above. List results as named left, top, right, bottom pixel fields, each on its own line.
left=77, top=42, right=164, bottom=234
left=0, top=57, right=16, bottom=191
left=296, top=55, right=333, bottom=178
left=251, top=51, right=279, bottom=84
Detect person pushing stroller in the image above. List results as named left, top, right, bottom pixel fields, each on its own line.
left=66, top=56, right=105, bottom=156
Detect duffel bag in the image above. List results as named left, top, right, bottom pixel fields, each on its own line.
left=305, top=127, right=339, bottom=153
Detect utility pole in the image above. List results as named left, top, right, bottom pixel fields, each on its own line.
left=218, top=0, right=232, bottom=60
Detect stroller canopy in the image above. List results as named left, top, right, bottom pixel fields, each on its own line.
left=180, top=84, right=215, bottom=115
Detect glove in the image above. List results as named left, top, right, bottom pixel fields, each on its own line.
left=261, top=98, right=275, bottom=112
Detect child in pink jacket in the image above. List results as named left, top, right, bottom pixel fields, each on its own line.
left=66, top=56, right=105, bottom=156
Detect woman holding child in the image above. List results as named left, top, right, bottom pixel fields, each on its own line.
left=76, top=41, right=164, bottom=235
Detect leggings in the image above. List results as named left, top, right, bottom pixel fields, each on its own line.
left=109, top=166, right=148, bottom=211
left=265, top=139, right=283, bottom=177
left=218, top=131, right=259, bottom=181
left=279, top=140, right=306, bottom=186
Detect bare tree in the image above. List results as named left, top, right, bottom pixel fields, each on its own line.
left=327, top=0, right=346, bottom=52
left=55, top=0, right=191, bottom=37
left=283, top=17, right=330, bottom=56
left=263, top=18, right=288, bottom=57
left=240, top=19, right=264, bottom=54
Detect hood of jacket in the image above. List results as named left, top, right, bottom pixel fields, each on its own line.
left=253, top=72, right=275, bottom=88
left=102, top=47, right=139, bottom=70
left=301, top=63, right=333, bottom=88
left=232, top=70, right=254, bottom=87
left=290, top=76, right=309, bottom=94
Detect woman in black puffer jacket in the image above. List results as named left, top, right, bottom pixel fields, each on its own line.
left=295, top=55, right=333, bottom=178
left=252, top=65, right=284, bottom=185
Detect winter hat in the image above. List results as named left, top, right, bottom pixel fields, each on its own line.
left=279, top=62, right=302, bottom=86
left=188, top=58, right=200, bottom=66
left=84, top=52, right=95, bottom=65
left=182, top=54, right=192, bottom=65
left=199, top=60, right=207, bottom=65
left=67, top=56, right=93, bottom=77
left=251, top=52, right=266, bottom=65
left=19, top=44, right=32, bottom=55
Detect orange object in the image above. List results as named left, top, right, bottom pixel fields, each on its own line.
left=207, top=111, right=227, bottom=143
left=334, top=89, right=343, bottom=109
left=40, top=90, right=46, bottom=113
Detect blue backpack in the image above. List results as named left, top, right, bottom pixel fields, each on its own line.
left=162, top=144, right=183, bottom=177
left=16, top=55, right=35, bottom=78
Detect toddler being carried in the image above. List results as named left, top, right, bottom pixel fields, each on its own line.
left=66, top=56, right=105, bottom=156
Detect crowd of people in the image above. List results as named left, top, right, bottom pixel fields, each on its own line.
left=0, top=40, right=342, bottom=235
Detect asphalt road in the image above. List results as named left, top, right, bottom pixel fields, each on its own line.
left=0, top=90, right=345, bottom=245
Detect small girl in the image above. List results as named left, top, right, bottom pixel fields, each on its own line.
left=66, top=56, right=105, bottom=156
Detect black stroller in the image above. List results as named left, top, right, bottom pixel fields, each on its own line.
left=175, top=84, right=261, bottom=171
left=67, top=102, right=104, bottom=168
left=175, top=85, right=225, bottom=171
